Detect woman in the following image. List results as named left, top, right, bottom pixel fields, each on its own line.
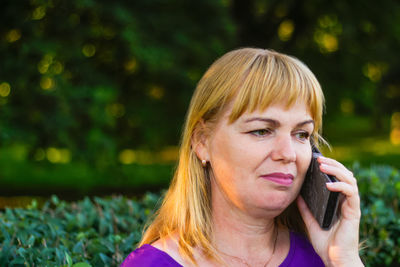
left=121, top=48, right=363, bottom=266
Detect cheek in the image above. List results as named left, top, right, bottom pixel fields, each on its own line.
left=303, top=152, right=312, bottom=168
left=298, top=148, right=312, bottom=177
left=209, top=133, right=257, bottom=188
left=210, top=131, right=249, bottom=166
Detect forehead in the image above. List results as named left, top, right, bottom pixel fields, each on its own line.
left=224, top=100, right=312, bottom=124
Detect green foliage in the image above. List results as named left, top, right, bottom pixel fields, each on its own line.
left=0, top=150, right=175, bottom=196
left=354, top=164, right=400, bottom=266
left=0, top=193, right=161, bottom=267
left=1, top=165, right=400, bottom=266
left=1, top=0, right=400, bottom=170
left=0, top=0, right=235, bottom=168
left=1, top=0, right=399, bottom=199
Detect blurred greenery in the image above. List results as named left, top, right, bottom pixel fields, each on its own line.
left=0, top=0, right=399, bottom=196
left=1, top=1, right=399, bottom=265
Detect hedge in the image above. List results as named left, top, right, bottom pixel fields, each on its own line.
left=1, top=164, right=399, bottom=267
left=0, top=193, right=161, bottom=267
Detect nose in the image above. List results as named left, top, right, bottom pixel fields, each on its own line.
left=270, top=135, right=296, bottom=163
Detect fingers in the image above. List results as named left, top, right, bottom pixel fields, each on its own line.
left=317, top=156, right=359, bottom=198
left=317, top=156, right=357, bottom=186
left=317, top=156, right=345, bottom=168
left=317, top=156, right=361, bottom=220
left=326, top=182, right=358, bottom=198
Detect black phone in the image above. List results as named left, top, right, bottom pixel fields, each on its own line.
left=300, top=147, right=341, bottom=230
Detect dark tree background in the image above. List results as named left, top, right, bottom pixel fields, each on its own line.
left=0, top=0, right=399, bottom=195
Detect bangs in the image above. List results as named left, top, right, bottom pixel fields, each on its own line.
left=228, top=51, right=324, bottom=133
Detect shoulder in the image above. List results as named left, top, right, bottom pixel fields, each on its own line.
left=121, top=244, right=183, bottom=267
left=151, top=237, right=188, bottom=265
left=280, top=232, right=324, bottom=267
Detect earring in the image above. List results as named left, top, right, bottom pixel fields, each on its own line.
left=202, top=159, right=207, bottom=167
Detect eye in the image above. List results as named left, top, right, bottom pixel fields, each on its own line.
left=294, top=131, right=310, bottom=141
left=249, top=129, right=272, bottom=137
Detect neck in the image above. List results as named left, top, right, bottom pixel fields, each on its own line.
left=213, top=202, right=277, bottom=253
left=211, top=185, right=279, bottom=262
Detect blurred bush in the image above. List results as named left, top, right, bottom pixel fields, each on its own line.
left=1, top=0, right=399, bottom=174
left=0, top=0, right=235, bottom=169
left=1, top=164, right=400, bottom=267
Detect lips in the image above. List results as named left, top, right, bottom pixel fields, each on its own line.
left=261, top=172, right=294, bottom=186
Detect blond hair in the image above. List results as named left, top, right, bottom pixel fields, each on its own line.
left=139, top=48, right=325, bottom=265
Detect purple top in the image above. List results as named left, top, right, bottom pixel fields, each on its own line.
left=121, top=232, right=324, bottom=266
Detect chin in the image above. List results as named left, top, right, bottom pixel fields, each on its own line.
left=260, top=192, right=294, bottom=210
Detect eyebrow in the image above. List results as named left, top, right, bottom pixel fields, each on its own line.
left=244, top=117, right=315, bottom=128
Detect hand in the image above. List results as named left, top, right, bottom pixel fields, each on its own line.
left=296, top=156, right=364, bottom=267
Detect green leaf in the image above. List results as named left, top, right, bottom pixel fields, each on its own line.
left=27, top=235, right=35, bottom=247
left=0, top=225, right=11, bottom=240
left=65, top=252, right=73, bottom=267
left=72, top=241, right=85, bottom=254
left=51, top=195, right=60, bottom=206
left=72, top=263, right=92, bottom=267
left=99, top=253, right=111, bottom=265
left=9, top=258, right=26, bottom=265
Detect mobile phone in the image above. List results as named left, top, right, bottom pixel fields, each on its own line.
left=300, top=147, right=341, bottom=230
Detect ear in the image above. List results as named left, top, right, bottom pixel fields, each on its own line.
left=191, top=119, right=210, bottom=162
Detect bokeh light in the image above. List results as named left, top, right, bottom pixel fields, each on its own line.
left=40, top=77, right=55, bottom=90
left=82, top=44, right=96, bottom=57
left=32, top=6, right=46, bottom=20
left=6, top=29, right=21, bottom=43
left=46, top=148, right=71, bottom=164
left=0, top=82, right=11, bottom=97
left=148, top=85, right=165, bottom=100
left=391, top=112, right=400, bottom=145
left=278, top=20, right=294, bottom=41
left=363, top=62, right=388, bottom=82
